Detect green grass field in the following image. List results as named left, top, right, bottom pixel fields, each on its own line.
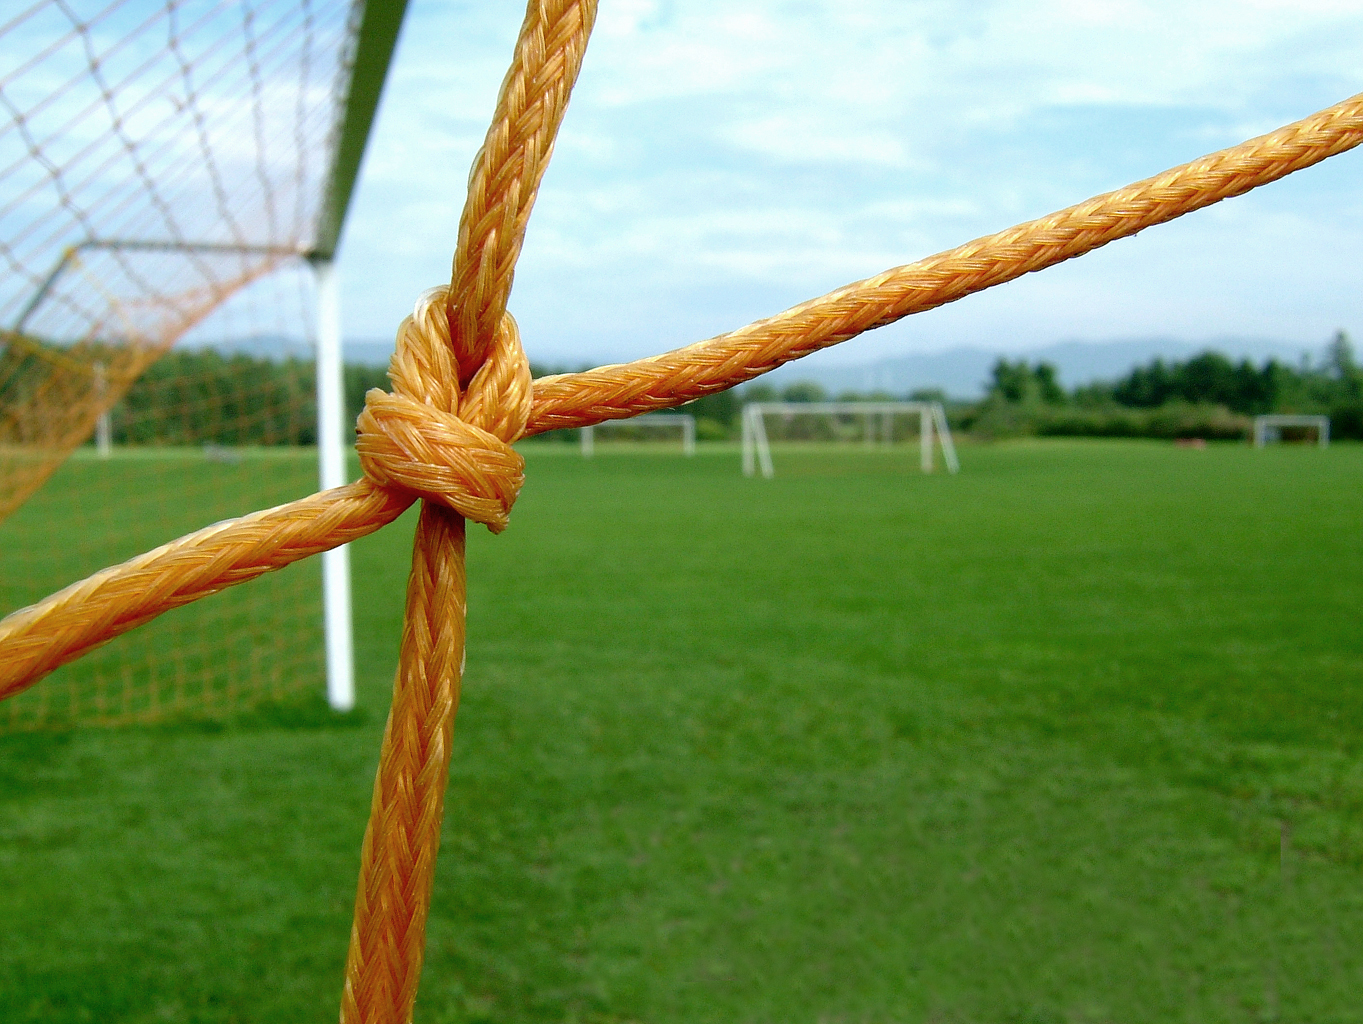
left=3, top=439, right=1363, bottom=1023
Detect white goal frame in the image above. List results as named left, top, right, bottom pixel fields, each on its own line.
left=741, top=401, right=959, bottom=477
left=1253, top=414, right=1329, bottom=448
left=582, top=414, right=697, bottom=456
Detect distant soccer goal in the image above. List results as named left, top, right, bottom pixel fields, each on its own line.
left=581, top=413, right=696, bottom=456
left=741, top=401, right=959, bottom=477
left=1253, top=415, right=1329, bottom=448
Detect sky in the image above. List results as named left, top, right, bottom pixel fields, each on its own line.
left=333, top=0, right=1363, bottom=372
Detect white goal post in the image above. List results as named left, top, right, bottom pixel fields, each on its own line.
left=1253, top=415, right=1329, bottom=448
left=582, top=414, right=697, bottom=456
left=741, top=401, right=959, bottom=477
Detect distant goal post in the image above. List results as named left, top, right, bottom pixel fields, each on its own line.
left=741, top=401, right=959, bottom=477
left=1253, top=415, right=1329, bottom=448
left=581, top=413, right=696, bottom=456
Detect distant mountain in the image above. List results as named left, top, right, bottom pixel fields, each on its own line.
left=172, top=334, right=1323, bottom=398
left=174, top=334, right=310, bottom=360
left=174, top=335, right=396, bottom=366
left=341, top=340, right=397, bottom=367
left=754, top=337, right=1320, bottom=399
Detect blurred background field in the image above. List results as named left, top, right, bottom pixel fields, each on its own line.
left=3, top=439, right=1363, bottom=1023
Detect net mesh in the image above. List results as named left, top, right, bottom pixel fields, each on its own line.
left=0, top=0, right=361, bottom=729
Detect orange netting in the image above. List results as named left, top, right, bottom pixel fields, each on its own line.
left=0, top=265, right=325, bottom=732
left=0, top=0, right=357, bottom=520
left=4, top=0, right=1363, bottom=1020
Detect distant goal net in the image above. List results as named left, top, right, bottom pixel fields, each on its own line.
left=581, top=413, right=697, bottom=456
left=0, top=0, right=403, bottom=730
left=741, top=401, right=960, bottom=477
left=1253, top=415, right=1330, bottom=448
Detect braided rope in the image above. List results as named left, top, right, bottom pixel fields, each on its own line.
left=0, top=481, right=409, bottom=693
left=339, top=3, right=583, bottom=1020
left=526, top=91, right=1363, bottom=431
left=449, top=0, right=598, bottom=381
left=1, top=1, right=1361, bottom=1018
left=340, top=290, right=532, bottom=1024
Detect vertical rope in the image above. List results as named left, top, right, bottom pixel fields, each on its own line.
left=340, top=502, right=468, bottom=1024
left=339, top=3, right=596, bottom=1020
left=448, top=0, right=599, bottom=381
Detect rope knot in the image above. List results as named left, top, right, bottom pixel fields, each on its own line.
left=355, top=287, right=532, bottom=533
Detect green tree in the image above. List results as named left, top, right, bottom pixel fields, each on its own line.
left=1327, top=330, right=1355, bottom=379
left=781, top=381, right=826, bottom=403
left=988, top=359, right=1063, bottom=405
left=742, top=382, right=778, bottom=403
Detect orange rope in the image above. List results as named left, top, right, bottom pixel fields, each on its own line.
left=0, top=480, right=409, bottom=694
left=1, top=0, right=1362, bottom=1017
left=526, top=91, right=1363, bottom=432
left=341, top=292, right=533, bottom=1024
left=341, top=2, right=587, bottom=1020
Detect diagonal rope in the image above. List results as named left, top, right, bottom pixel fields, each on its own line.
left=449, top=0, right=598, bottom=383
left=525, top=91, right=1363, bottom=432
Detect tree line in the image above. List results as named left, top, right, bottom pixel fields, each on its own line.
left=87, top=332, right=1363, bottom=446
left=968, top=331, right=1363, bottom=439
left=97, top=353, right=740, bottom=447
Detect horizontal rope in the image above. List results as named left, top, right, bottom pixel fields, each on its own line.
left=1, top=90, right=1361, bottom=701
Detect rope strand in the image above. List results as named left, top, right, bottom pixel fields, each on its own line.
left=340, top=504, right=468, bottom=1024
left=449, top=0, right=598, bottom=380
left=525, top=91, right=1363, bottom=432
left=339, top=0, right=587, bottom=1017
left=0, top=481, right=410, bottom=702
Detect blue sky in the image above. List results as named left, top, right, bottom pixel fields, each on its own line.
left=334, top=0, right=1363, bottom=371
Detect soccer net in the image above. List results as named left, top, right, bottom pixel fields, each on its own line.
left=0, top=0, right=400, bottom=730
left=1253, top=414, right=1330, bottom=448
left=580, top=413, right=697, bottom=456
left=741, top=401, right=960, bottom=478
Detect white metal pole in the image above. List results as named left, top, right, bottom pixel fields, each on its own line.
left=581, top=423, right=594, bottom=457
left=93, top=361, right=111, bottom=458
left=754, top=408, right=775, bottom=478
left=312, top=259, right=355, bottom=712
left=742, top=406, right=754, bottom=476
left=864, top=412, right=874, bottom=448
left=920, top=406, right=933, bottom=473
left=682, top=417, right=695, bottom=456
left=1320, top=418, right=1330, bottom=448
left=932, top=403, right=959, bottom=474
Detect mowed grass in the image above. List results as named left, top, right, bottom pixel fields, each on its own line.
left=3, top=439, right=1363, bottom=1023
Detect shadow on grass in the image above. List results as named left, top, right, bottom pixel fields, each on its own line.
left=0, top=692, right=370, bottom=750
left=152, top=691, right=371, bottom=734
